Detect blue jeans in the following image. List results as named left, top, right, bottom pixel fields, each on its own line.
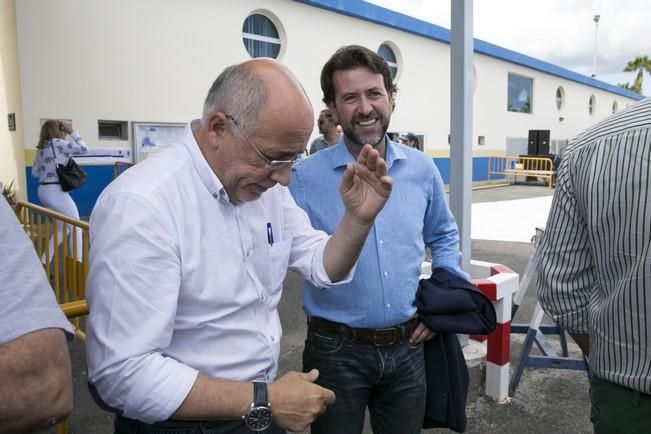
left=303, top=327, right=426, bottom=434
left=114, top=415, right=286, bottom=434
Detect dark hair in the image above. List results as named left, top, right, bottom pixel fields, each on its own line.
left=320, top=45, right=398, bottom=106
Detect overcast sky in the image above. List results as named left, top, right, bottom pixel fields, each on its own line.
left=367, top=0, right=649, bottom=96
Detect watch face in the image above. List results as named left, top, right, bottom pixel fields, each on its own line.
left=245, top=405, right=272, bottom=431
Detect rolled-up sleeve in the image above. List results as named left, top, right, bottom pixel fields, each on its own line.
left=66, top=132, right=88, bottom=154
left=85, top=192, right=197, bottom=423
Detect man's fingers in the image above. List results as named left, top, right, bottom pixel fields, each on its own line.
left=302, top=368, right=320, bottom=383
left=409, top=322, right=434, bottom=344
left=372, top=152, right=387, bottom=178
left=322, top=387, right=336, bottom=405
left=356, top=144, right=371, bottom=166
left=380, top=175, right=393, bottom=191
left=340, top=163, right=355, bottom=193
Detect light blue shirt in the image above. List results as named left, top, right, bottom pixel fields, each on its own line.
left=290, top=136, right=466, bottom=328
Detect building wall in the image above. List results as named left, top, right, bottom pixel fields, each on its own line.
left=473, top=53, right=634, bottom=154
left=0, top=0, right=26, bottom=200
left=14, top=0, right=642, bottom=213
left=16, top=0, right=639, bottom=153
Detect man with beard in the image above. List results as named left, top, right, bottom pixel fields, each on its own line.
left=289, top=45, right=466, bottom=434
left=309, top=109, right=340, bottom=155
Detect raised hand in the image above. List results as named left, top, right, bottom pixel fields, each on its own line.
left=268, top=369, right=335, bottom=432
left=339, top=144, right=393, bottom=224
left=60, top=122, right=74, bottom=134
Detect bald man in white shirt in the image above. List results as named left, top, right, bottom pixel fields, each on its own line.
left=86, top=59, right=393, bottom=434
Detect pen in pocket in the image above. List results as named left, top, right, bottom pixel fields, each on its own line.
left=266, top=222, right=274, bottom=246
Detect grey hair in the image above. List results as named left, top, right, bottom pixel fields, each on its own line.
left=202, top=64, right=267, bottom=135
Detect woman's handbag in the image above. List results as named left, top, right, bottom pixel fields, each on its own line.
left=50, top=142, right=87, bottom=192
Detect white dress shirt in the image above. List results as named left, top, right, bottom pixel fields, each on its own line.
left=86, top=124, right=352, bottom=423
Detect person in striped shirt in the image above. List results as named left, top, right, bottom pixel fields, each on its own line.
left=538, top=97, right=651, bottom=433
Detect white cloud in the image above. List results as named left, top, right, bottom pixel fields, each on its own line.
left=367, top=0, right=650, bottom=95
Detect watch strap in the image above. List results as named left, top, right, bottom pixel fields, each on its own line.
left=253, top=381, right=268, bottom=405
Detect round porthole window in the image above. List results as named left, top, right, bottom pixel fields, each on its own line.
left=242, top=13, right=282, bottom=59
left=555, top=86, right=565, bottom=111
left=589, top=95, right=596, bottom=115
left=378, top=43, right=399, bottom=79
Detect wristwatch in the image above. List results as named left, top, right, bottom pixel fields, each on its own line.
left=243, top=382, right=273, bottom=432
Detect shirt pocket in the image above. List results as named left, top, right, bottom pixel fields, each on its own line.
left=268, top=238, right=292, bottom=291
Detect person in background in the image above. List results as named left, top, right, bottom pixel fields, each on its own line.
left=289, top=45, right=465, bottom=434
left=398, top=132, right=420, bottom=150
left=538, top=97, right=651, bottom=433
left=31, top=120, right=88, bottom=260
left=0, top=195, right=74, bottom=433
left=85, top=58, right=393, bottom=434
left=308, top=108, right=340, bottom=155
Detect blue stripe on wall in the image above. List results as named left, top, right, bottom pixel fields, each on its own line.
left=295, top=0, right=644, bottom=100
left=26, top=165, right=115, bottom=219
left=26, top=157, right=494, bottom=218
left=433, top=156, right=490, bottom=184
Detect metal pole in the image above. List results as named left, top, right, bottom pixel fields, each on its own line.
left=450, top=0, right=473, bottom=273
left=591, top=14, right=600, bottom=77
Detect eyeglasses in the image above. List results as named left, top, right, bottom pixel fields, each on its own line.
left=225, top=114, right=301, bottom=169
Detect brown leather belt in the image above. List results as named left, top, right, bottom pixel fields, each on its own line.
left=308, top=316, right=419, bottom=347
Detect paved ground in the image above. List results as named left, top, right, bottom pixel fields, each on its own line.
left=46, top=184, right=594, bottom=434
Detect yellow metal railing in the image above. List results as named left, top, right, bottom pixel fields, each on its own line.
left=15, top=201, right=89, bottom=306
left=113, top=161, right=134, bottom=178
left=488, top=155, right=555, bottom=189
left=15, top=201, right=90, bottom=434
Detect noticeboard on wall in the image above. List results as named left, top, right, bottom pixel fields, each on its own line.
left=132, top=122, right=186, bottom=163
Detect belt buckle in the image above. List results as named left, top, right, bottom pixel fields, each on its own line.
left=373, top=328, right=399, bottom=346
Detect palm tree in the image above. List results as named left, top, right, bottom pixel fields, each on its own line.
left=623, top=56, right=651, bottom=94
left=618, top=82, right=641, bottom=93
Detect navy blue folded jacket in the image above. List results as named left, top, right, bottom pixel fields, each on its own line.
left=416, top=268, right=497, bottom=433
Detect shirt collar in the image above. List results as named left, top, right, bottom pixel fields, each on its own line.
left=330, top=135, right=407, bottom=170
left=182, top=120, right=229, bottom=202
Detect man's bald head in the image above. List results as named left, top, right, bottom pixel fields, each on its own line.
left=202, top=58, right=313, bottom=137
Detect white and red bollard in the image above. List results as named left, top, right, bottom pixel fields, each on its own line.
left=420, top=260, right=519, bottom=401
left=470, top=260, right=519, bottom=402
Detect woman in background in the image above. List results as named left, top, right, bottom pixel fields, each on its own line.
left=32, top=120, right=88, bottom=261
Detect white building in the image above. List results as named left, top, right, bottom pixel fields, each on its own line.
left=1, top=0, right=643, bottom=213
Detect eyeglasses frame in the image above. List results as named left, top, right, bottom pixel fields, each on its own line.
left=225, top=114, right=300, bottom=169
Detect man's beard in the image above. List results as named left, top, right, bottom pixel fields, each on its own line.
left=341, top=116, right=389, bottom=149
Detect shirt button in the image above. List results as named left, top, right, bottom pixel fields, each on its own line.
left=260, top=295, right=265, bottom=301
left=386, top=303, right=391, bottom=308
left=380, top=240, right=384, bottom=245
left=212, top=192, right=218, bottom=199
left=384, top=271, right=388, bottom=277
left=270, top=336, right=276, bottom=342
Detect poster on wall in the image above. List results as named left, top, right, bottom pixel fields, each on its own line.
left=132, top=122, right=186, bottom=163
